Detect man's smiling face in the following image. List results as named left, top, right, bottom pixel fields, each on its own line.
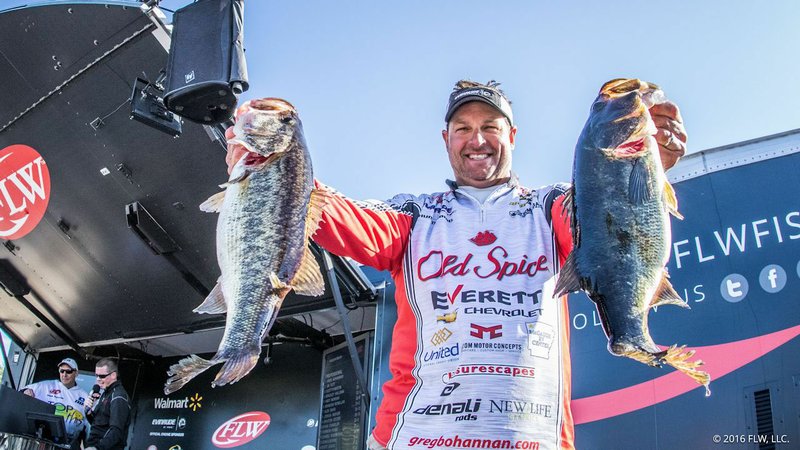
left=443, top=101, right=516, bottom=188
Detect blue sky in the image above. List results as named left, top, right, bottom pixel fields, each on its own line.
left=17, top=1, right=800, bottom=199
left=198, top=0, right=798, bottom=200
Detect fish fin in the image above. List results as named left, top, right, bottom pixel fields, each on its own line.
left=663, top=180, right=684, bottom=219
left=663, top=345, right=711, bottom=396
left=560, top=186, right=579, bottom=245
left=268, top=272, right=290, bottom=291
left=553, top=252, right=582, bottom=297
left=211, top=346, right=260, bottom=388
left=650, top=270, right=689, bottom=309
left=305, top=188, right=332, bottom=238
left=288, top=187, right=330, bottom=297
left=199, top=191, right=226, bottom=213
left=164, top=354, right=217, bottom=395
left=193, top=280, right=227, bottom=314
left=628, top=158, right=652, bottom=205
left=560, top=187, right=574, bottom=221
left=291, top=246, right=326, bottom=297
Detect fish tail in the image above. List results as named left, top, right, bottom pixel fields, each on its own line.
left=210, top=345, right=261, bottom=388
left=663, top=344, right=712, bottom=396
left=164, top=354, right=217, bottom=395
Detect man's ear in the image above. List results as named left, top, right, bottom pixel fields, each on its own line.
left=442, top=128, right=449, bottom=148
left=509, top=126, right=517, bottom=148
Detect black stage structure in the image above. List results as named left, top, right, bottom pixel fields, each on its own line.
left=0, top=2, right=384, bottom=449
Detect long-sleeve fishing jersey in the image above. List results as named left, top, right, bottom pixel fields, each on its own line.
left=313, top=175, right=575, bottom=450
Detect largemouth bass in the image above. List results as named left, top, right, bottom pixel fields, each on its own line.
left=554, top=79, right=710, bottom=395
left=164, top=98, right=327, bottom=394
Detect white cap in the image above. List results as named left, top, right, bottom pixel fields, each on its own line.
left=58, top=358, right=78, bottom=370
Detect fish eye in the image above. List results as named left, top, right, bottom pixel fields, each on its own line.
left=279, top=116, right=293, bottom=124
left=591, top=101, right=605, bottom=113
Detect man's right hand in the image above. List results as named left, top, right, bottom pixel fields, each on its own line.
left=84, top=395, right=96, bottom=411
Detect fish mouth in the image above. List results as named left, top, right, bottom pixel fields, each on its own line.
left=615, top=138, right=647, bottom=156
left=227, top=137, right=278, bottom=169
left=242, top=151, right=269, bottom=166
left=228, top=137, right=273, bottom=158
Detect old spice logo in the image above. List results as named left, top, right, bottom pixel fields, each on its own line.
left=0, top=145, right=51, bottom=240
left=212, top=411, right=270, bottom=448
left=417, top=246, right=548, bottom=281
left=469, top=230, right=497, bottom=246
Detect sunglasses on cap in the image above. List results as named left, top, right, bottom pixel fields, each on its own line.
left=95, top=371, right=115, bottom=379
left=59, top=369, right=75, bottom=374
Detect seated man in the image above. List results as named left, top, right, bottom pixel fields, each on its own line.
left=22, top=357, right=89, bottom=449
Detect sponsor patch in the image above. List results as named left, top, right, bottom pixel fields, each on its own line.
left=526, top=322, right=554, bottom=359
left=430, top=327, right=453, bottom=346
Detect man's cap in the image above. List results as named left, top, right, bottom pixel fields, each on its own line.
left=445, top=86, right=513, bottom=125
left=58, top=358, right=78, bottom=370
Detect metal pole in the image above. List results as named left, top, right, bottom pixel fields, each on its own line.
left=322, top=251, right=370, bottom=409
left=0, top=332, right=17, bottom=390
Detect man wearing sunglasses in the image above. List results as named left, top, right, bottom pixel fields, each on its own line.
left=225, top=78, right=686, bottom=450
left=83, top=358, right=130, bottom=450
left=22, top=357, right=89, bottom=449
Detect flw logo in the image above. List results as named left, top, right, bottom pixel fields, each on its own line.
left=0, top=145, right=51, bottom=240
left=212, top=411, right=271, bottom=448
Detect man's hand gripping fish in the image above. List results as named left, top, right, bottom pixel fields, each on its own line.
left=554, top=79, right=711, bottom=395
left=164, top=98, right=328, bottom=394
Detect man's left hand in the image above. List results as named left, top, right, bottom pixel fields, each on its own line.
left=650, top=100, right=687, bottom=170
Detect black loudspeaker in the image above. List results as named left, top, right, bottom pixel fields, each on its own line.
left=164, top=0, right=248, bottom=124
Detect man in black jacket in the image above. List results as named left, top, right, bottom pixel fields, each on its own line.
left=84, top=358, right=130, bottom=450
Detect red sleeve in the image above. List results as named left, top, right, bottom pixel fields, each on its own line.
left=551, top=193, right=574, bottom=265
left=312, top=181, right=413, bottom=272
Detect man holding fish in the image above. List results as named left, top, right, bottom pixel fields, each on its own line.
left=219, top=79, right=688, bottom=449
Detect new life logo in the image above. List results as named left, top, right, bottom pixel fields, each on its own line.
left=0, top=144, right=51, bottom=239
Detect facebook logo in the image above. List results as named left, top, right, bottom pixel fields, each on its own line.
left=720, top=274, right=748, bottom=303
left=758, top=265, right=786, bottom=293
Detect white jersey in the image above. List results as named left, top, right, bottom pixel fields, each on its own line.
left=314, top=176, right=576, bottom=449
left=24, top=379, right=89, bottom=440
